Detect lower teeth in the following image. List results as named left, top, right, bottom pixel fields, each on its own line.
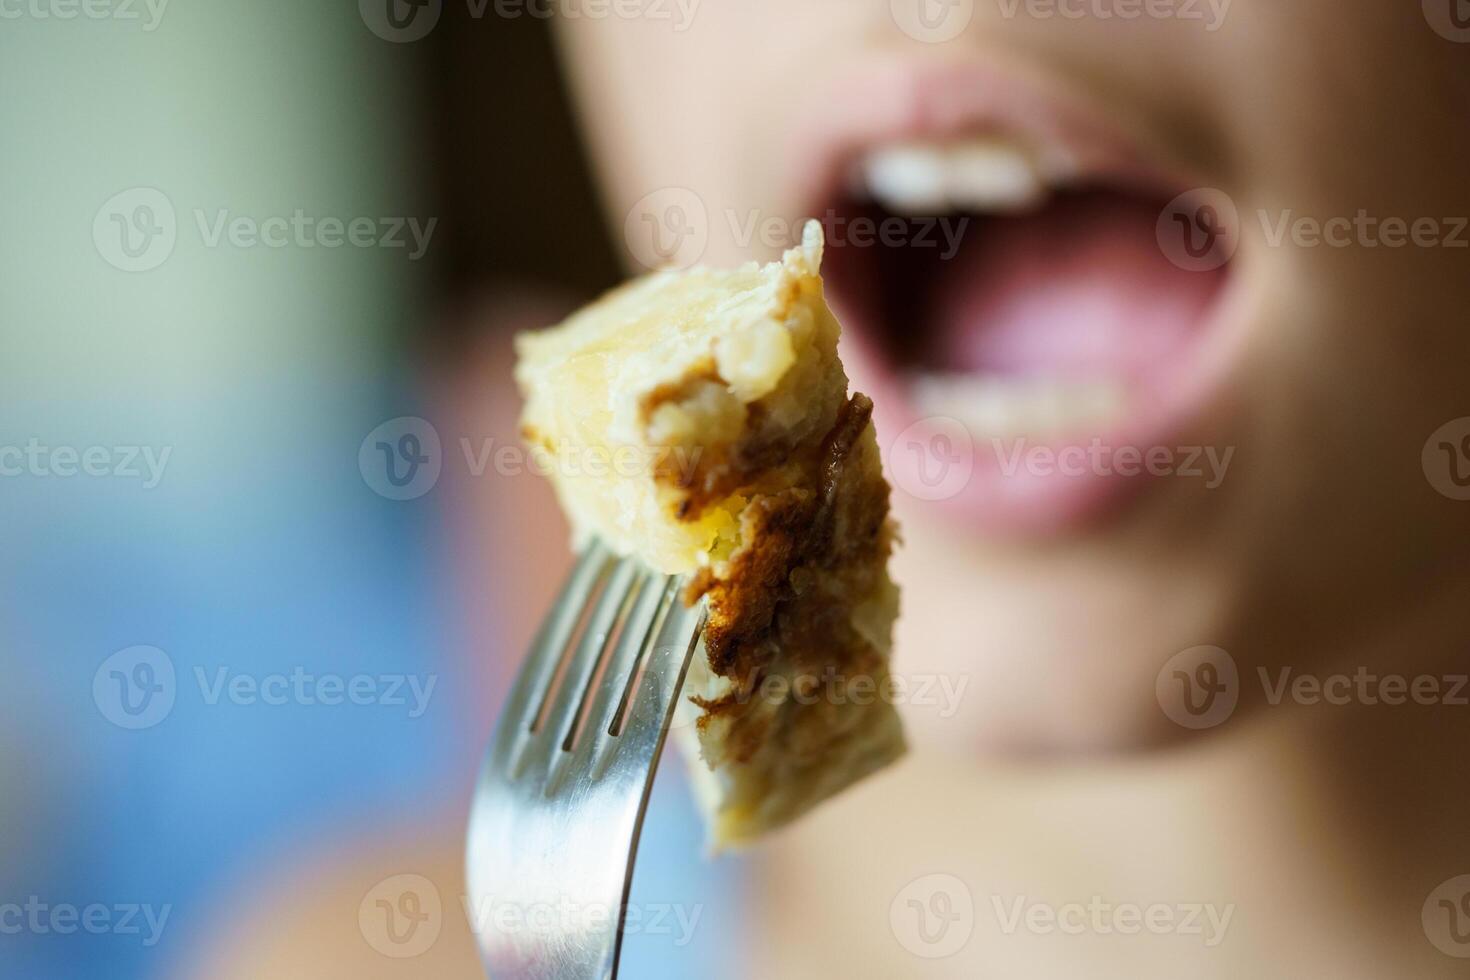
left=910, top=373, right=1129, bottom=442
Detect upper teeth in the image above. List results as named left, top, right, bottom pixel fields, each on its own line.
left=911, top=374, right=1129, bottom=442
left=859, top=138, right=1050, bottom=216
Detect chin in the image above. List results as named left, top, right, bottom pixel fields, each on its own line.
left=885, top=486, right=1251, bottom=759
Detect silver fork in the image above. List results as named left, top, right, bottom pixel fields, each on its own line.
left=466, top=539, right=707, bottom=979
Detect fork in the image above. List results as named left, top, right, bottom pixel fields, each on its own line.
left=466, top=539, right=708, bottom=979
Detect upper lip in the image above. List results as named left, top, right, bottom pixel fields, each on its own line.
left=788, top=53, right=1195, bottom=220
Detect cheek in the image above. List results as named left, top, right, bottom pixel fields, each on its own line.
left=552, top=22, right=766, bottom=265
left=553, top=3, right=891, bottom=268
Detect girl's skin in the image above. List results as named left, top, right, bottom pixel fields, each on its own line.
left=194, top=5, right=1470, bottom=977
left=553, top=2, right=1470, bottom=976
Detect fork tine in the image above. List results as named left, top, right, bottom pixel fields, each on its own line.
left=568, top=573, right=679, bottom=767
left=615, top=594, right=707, bottom=759
left=493, top=541, right=610, bottom=748
left=539, top=555, right=645, bottom=749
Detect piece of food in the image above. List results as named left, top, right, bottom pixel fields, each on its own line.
left=515, top=221, right=903, bottom=847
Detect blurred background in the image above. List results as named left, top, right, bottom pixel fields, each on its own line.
left=12, top=3, right=1470, bottom=978
left=1, top=4, right=744, bottom=977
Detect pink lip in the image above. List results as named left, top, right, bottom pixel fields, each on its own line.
left=789, top=54, right=1187, bottom=217
left=843, top=307, right=1246, bottom=535
left=787, top=56, right=1247, bottom=536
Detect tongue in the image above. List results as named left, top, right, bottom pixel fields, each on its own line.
left=921, top=192, right=1226, bottom=381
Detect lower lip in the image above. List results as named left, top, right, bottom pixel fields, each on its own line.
left=841, top=287, right=1245, bottom=535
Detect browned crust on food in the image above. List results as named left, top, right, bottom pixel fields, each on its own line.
left=638, top=359, right=722, bottom=428
left=680, top=393, right=892, bottom=762
left=640, top=363, right=806, bottom=520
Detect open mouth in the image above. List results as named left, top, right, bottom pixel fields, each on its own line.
left=796, top=60, right=1240, bottom=532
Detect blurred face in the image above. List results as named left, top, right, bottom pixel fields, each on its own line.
left=554, top=1, right=1470, bottom=752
